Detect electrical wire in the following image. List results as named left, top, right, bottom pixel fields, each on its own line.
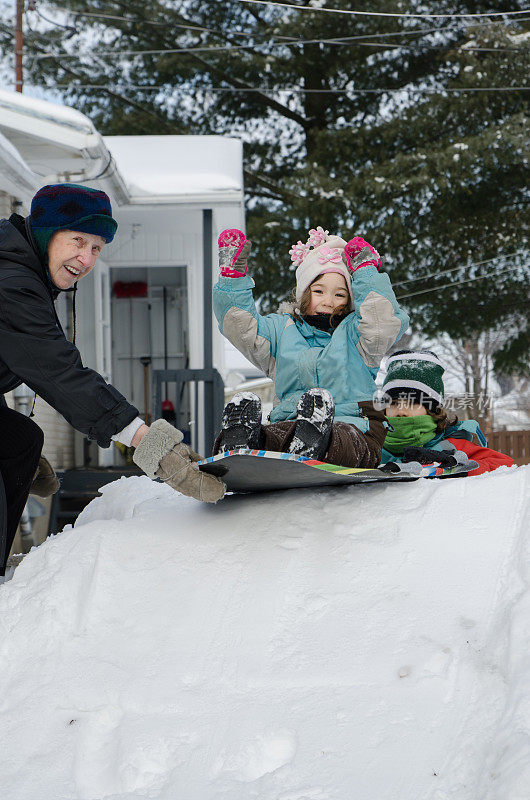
left=235, top=0, right=530, bottom=20
left=50, top=7, right=191, bottom=28
left=22, top=24, right=528, bottom=94
left=392, top=252, right=525, bottom=288
left=31, top=36, right=527, bottom=60
left=35, top=6, right=75, bottom=35
left=42, top=84, right=530, bottom=93
left=32, top=7, right=530, bottom=60
left=47, top=5, right=530, bottom=44
left=76, top=151, right=116, bottom=182
left=397, top=264, right=527, bottom=300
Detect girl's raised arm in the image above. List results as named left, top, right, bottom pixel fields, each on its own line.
left=343, top=238, right=409, bottom=369
left=213, top=229, right=286, bottom=376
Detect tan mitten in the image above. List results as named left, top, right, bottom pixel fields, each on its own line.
left=31, top=456, right=60, bottom=497
left=133, top=419, right=225, bottom=503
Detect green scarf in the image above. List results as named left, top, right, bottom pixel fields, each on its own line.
left=384, top=416, right=437, bottom=455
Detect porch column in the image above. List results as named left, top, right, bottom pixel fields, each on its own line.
left=202, top=209, right=214, bottom=449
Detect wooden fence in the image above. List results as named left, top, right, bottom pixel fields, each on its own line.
left=488, top=429, right=530, bottom=466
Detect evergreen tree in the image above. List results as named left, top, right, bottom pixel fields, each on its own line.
left=1, top=0, right=528, bottom=371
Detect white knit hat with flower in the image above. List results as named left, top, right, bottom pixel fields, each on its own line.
left=289, top=226, right=352, bottom=303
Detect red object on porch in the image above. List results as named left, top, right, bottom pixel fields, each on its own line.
left=113, top=281, right=148, bottom=298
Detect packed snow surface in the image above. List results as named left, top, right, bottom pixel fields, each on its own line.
left=1, top=466, right=529, bottom=800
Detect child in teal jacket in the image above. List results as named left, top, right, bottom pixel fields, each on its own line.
left=380, top=349, right=514, bottom=475
left=212, top=227, right=409, bottom=467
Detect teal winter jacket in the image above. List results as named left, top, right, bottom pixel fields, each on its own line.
left=214, top=266, right=409, bottom=432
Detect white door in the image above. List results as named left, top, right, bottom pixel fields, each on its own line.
left=94, top=260, right=112, bottom=383
left=94, top=261, right=114, bottom=466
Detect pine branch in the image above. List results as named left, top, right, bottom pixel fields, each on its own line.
left=243, top=168, right=301, bottom=201
left=21, top=28, right=177, bottom=132
left=187, top=52, right=309, bottom=128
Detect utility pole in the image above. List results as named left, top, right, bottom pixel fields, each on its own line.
left=15, top=0, right=23, bottom=92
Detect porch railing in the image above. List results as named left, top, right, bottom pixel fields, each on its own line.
left=153, top=368, right=225, bottom=455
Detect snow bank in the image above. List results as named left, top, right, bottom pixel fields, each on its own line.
left=0, top=467, right=529, bottom=800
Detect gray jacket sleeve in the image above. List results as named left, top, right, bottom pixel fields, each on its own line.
left=349, top=266, right=409, bottom=368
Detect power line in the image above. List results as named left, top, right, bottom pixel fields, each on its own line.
left=32, top=42, right=525, bottom=61
left=392, top=252, right=525, bottom=288
left=32, top=6, right=530, bottom=60
left=49, top=7, right=177, bottom=27
left=40, top=5, right=530, bottom=53
left=236, top=0, right=530, bottom=20
left=48, top=5, right=530, bottom=35
left=30, top=41, right=392, bottom=61
left=25, top=6, right=528, bottom=68
left=30, top=30, right=527, bottom=61
left=397, top=264, right=527, bottom=300
left=40, top=84, right=530, bottom=94
left=35, top=6, right=75, bottom=34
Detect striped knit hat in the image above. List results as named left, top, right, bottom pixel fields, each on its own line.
left=382, top=349, right=445, bottom=410
left=29, top=183, right=118, bottom=261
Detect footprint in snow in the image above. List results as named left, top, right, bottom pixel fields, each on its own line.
left=214, top=729, right=297, bottom=782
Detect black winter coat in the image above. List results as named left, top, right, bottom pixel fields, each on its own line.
left=0, top=214, right=138, bottom=447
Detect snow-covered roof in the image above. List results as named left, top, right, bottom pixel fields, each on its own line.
left=0, top=88, right=128, bottom=206
left=104, top=135, right=243, bottom=203
left=0, top=91, right=243, bottom=211
left=0, top=87, right=95, bottom=137
left=0, top=130, right=39, bottom=196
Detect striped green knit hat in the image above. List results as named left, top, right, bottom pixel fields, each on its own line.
left=382, top=349, right=445, bottom=411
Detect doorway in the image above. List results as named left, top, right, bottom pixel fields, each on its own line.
left=110, top=266, right=190, bottom=437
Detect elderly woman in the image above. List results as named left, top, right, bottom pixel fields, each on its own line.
left=0, top=184, right=223, bottom=579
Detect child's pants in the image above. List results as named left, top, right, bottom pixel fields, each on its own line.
left=213, top=402, right=386, bottom=469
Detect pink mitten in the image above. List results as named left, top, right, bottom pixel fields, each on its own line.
left=218, top=228, right=251, bottom=277
left=343, top=237, right=382, bottom=272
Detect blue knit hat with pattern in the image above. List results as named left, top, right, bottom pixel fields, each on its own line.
left=29, top=183, right=118, bottom=260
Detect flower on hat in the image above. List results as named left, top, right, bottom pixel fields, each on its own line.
left=317, top=246, right=343, bottom=266
left=289, top=240, right=310, bottom=266
left=307, top=226, right=329, bottom=247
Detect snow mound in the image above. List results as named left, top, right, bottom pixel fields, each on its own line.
left=1, top=468, right=529, bottom=800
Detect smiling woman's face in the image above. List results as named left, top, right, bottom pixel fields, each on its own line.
left=47, top=229, right=106, bottom=289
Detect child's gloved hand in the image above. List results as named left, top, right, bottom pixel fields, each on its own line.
left=133, top=419, right=226, bottom=503
left=343, top=237, right=382, bottom=272
left=218, top=229, right=251, bottom=277
left=403, top=447, right=458, bottom=467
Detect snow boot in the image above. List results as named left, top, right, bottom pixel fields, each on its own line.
left=219, top=392, right=262, bottom=451
left=289, top=388, right=335, bottom=460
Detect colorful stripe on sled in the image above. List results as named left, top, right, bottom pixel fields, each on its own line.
left=198, top=449, right=377, bottom=475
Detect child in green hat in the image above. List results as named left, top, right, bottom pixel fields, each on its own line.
left=380, top=350, right=514, bottom=475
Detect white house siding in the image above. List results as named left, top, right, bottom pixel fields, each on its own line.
left=32, top=401, right=76, bottom=469
left=4, top=393, right=76, bottom=470
left=0, top=191, right=12, bottom=217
